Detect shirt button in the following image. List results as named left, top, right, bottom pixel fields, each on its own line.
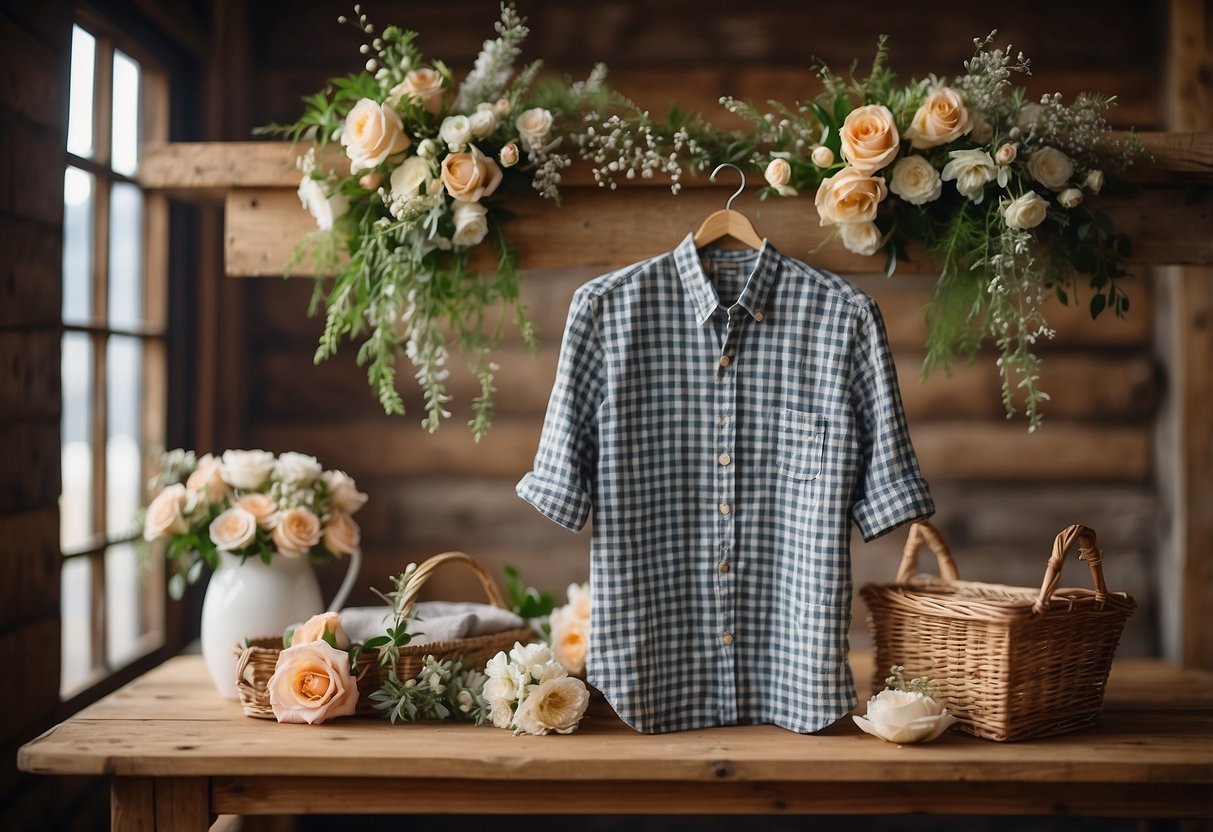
left=718, top=452, right=732, bottom=466
left=719, top=503, right=732, bottom=516
left=721, top=631, right=734, bottom=645
left=754, top=310, right=765, bottom=322
left=719, top=355, right=731, bottom=368
left=719, top=560, right=730, bottom=575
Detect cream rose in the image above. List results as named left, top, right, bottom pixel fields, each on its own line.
left=515, top=107, right=553, bottom=149
left=498, top=142, right=519, bottom=168
left=341, top=98, right=410, bottom=174
left=838, top=221, right=883, bottom=257
left=291, top=611, right=351, bottom=649
left=208, top=507, right=257, bottom=551
left=1085, top=169, right=1105, bottom=194
left=322, top=510, right=361, bottom=557
left=1027, top=146, right=1074, bottom=190
left=323, top=470, right=367, bottom=514
left=451, top=201, right=490, bottom=247
left=763, top=158, right=796, bottom=196
left=941, top=149, right=997, bottom=204
left=267, top=640, right=359, bottom=725
left=811, top=145, right=835, bottom=167
left=143, top=484, right=190, bottom=541
left=853, top=689, right=957, bottom=744
left=489, top=698, right=514, bottom=729
left=550, top=608, right=589, bottom=675
left=440, top=145, right=503, bottom=203
left=390, top=156, right=432, bottom=201
left=906, top=87, right=973, bottom=149
left=391, top=67, right=444, bottom=115
left=297, top=177, right=349, bottom=232
left=1002, top=191, right=1050, bottom=230
left=1058, top=187, right=1083, bottom=209
left=272, top=506, right=322, bottom=557
left=888, top=155, right=942, bottom=205
left=512, top=677, right=590, bottom=735
left=814, top=167, right=888, bottom=227
left=236, top=492, right=278, bottom=529
left=185, top=453, right=229, bottom=501
left=439, top=115, right=472, bottom=150
left=274, top=451, right=321, bottom=486
left=995, top=143, right=1017, bottom=166
left=416, top=138, right=438, bottom=160
left=839, top=104, right=900, bottom=174
left=220, top=449, right=276, bottom=491
left=469, top=104, right=498, bottom=139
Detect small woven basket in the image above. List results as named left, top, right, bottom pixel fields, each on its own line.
left=860, top=521, right=1136, bottom=742
left=233, top=550, right=535, bottom=719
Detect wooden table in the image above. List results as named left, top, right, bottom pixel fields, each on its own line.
left=18, top=653, right=1213, bottom=830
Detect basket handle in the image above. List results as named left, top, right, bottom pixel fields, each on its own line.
left=396, top=551, right=509, bottom=616
left=896, top=521, right=960, bottom=585
left=1033, top=525, right=1108, bottom=613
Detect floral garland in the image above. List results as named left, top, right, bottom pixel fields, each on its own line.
left=268, top=4, right=1141, bottom=435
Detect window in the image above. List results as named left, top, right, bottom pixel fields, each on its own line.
left=61, top=17, right=169, bottom=697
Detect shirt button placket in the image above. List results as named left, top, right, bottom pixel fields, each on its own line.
left=716, top=312, right=740, bottom=726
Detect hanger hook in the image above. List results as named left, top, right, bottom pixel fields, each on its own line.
left=710, top=163, right=746, bottom=211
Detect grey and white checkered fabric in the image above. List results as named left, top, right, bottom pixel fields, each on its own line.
left=517, top=233, right=934, bottom=734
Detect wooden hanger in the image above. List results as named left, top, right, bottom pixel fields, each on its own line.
left=693, top=163, right=765, bottom=250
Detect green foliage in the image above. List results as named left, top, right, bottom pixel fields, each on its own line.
left=503, top=564, right=555, bottom=620
left=885, top=665, right=940, bottom=699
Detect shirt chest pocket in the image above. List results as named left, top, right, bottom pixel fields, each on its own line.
left=774, top=408, right=827, bottom=481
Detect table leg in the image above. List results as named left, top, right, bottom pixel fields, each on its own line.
left=110, top=776, right=210, bottom=831
left=112, top=777, right=155, bottom=831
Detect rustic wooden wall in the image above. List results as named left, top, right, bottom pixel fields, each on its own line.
left=222, top=0, right=1166, bottom=657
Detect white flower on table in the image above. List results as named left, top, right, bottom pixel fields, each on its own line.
left=853, top=688, right=957, bottom=744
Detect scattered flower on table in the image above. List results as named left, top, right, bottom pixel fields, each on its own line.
left=484, top=642, right=590, bottom=735
left=853, top=665, right=957, bottom=744
left=549, top=582, right=591, bottom=676
left=267, top=638, right=360, bottom=725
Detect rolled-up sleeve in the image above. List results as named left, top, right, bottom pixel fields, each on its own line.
left=516, top=288, right=603, bottom=532
left=849, top=302, right=934, bottom=541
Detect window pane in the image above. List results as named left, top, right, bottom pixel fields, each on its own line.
left=62, top=167, right=94, bottom=325
left=106, top=335, right=142, bottom=534
left=61, top=333, right=93, bottom=550
left=105, top=543, right=143, bottom=666
left=67, top=26, right=95, bottom=158
left=60, top=557, right=92, bottom=695
left=108, top=184, right=143, bottom=329
left=111, top=50, right=141, bottom=176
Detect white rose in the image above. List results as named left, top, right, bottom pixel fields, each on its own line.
left=208, top=507, right=258, bottom=551
left=941, top=149, right=997, bottom=204
left=888, top=155, right=942, bottom=205
left=994, top=143, right=1017, bottom=166
left=838, top=221, right=883, bottom=257
left=389, top=156, right=432, bottom=200
left=1027, top=146, right=1074, bottom=190
left=484, top=674, right=518, bottom=705
left=416, top=138, right=438, bottom=160
left=340, top=98, right=410, bottom=174
left=509, top=641, right=553, bottom=670
left=143, top=484, right=190, bottom=541
left=185, top=453, right=229, bottom=502
left=323, top=470, right=367, bottom=514
left=1085, top=169, right=1105, bottom=194
left=220, top=449, right=276, bottom=491
left=489, top=698, right=515, bottom=729
left=763, top=158, right=796, bottom=197
left=511, top=677, right=590, bottom=735
left=469, top=105, right=498, bottom=139
left=1058, top=187, right=1083, bottom=209
left=811, top=145, right=835, bottom=167
left=1002, top=191, right=1050, bottom=230
left=439, top=115, right=472, bottom=151
left=853, top=689, right=957, bottom=744
left=515, top=107, right=553, bottom=149
left=451, top=200, right=490, bottom=247
left=273, top=451, right=321, bottom=485
left=272, top=506, right=322, bottom=557
left=297, top=177, right=349, bottom=232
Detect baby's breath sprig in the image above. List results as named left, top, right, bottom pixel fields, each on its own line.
left=885, top=665, right=940, bottom=700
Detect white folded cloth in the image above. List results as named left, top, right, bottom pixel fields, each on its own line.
left=336, top=602, right=527, bottom=645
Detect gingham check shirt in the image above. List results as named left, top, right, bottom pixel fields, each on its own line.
left=517, top=233, right=934, bottom=733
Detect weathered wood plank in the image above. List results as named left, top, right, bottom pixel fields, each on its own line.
left=0, top=330, right=61, bottom=425
left=0, top=12, right=68, bottom=128
left=0, top=118, right=66, bottom=225
left=223, top=184, right=1213, bottom=277
left=111, top=776, right=155, bottom=832
left=154, top=777, right=209, bottom=831
left=0, top=506, right=59, bottom=630
left=0, top=422, right=60, bottom=514
left=0, top=215, right=61, bottom=329
left=0, top=616, right=60, bottom=745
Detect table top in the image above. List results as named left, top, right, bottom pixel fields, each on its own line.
left=19, top=652, right=1213, bottom=788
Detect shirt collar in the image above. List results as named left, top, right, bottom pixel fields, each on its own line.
left=673, top=232, right=780, bottom=326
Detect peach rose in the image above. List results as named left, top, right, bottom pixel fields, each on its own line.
left=323, top=470, right=367, bottom=514
left=209, top=507, right=257, bottom=551
left=236, top=493, right=278, bottom=529
left=814, top=167, right=888, bottom=227
left=340, top=98, right=410, bottom=174
left=499, top=142, right=520, bottom=168
left=143, top=484, right=191, bottom=541
left=565, top=582, right=591, bottom=621
left=839, top=104, right=900, bottom=174
left=391, top=67, right=444, bottom=115
left=272, top=506, right=322, bottom=557
left=550, top=608, right=588, bottom=676
left=906, top=87, right=973, bottom=149
left=512, top=677, right=590, bottom=735
left=811, top=145, right=835, bottom=167
left=267, top=640, right=359, bottom=725
left=440, top=145, right=503, bottom=203
left=291, top=611, right=350, bottom=649
left=185, top=453, right=230, bottom=501
left=322, top=510, right=361, bottom=557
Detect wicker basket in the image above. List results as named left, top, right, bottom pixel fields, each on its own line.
left=860, top=521, right=1136, bottom=742
left=233, top=550, right=536, bottom=719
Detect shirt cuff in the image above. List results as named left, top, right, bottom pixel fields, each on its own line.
left=516, top=471, right=592, bottom=532
left=851, top=476, right=935, bottom=542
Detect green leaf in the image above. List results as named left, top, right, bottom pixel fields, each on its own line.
left=363, top=636, right=391, bottom=649
left=1090, top=293, right=1107, bottom=319
left=1056, top=287, right=1069, bottom=305
left=321, top=629, right=338, bottom=648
